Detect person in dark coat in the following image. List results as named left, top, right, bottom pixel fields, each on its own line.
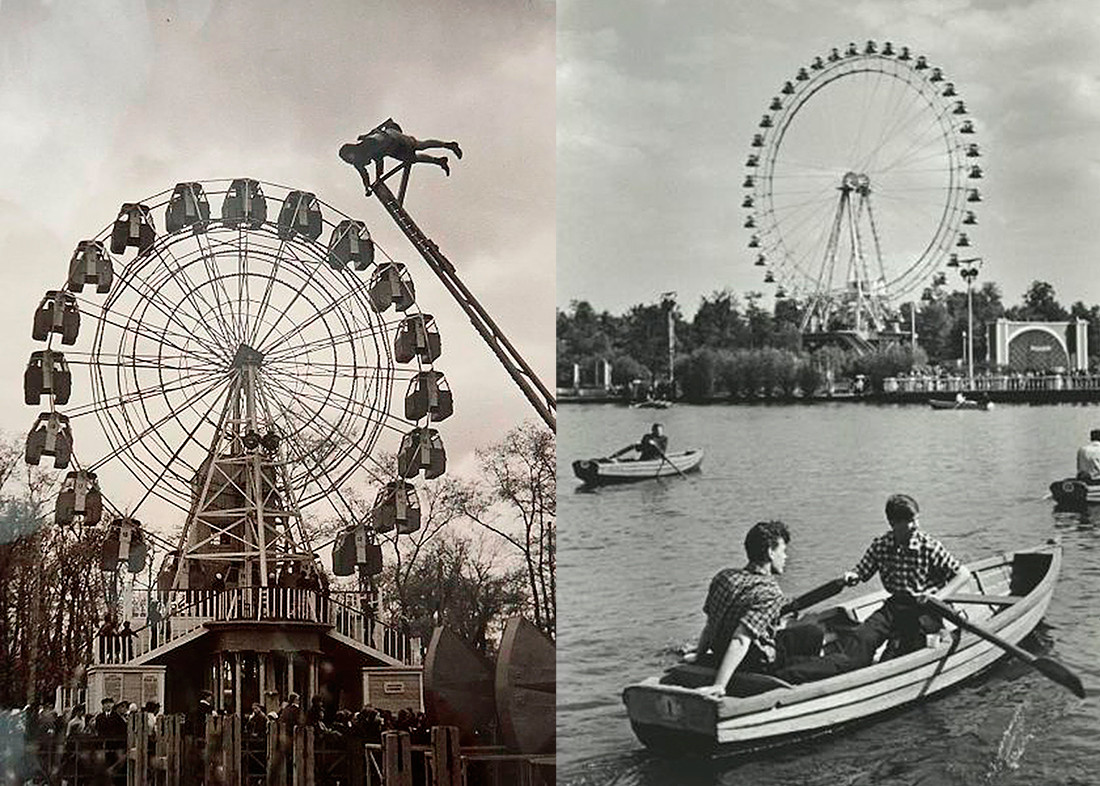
left=185, top=691, right=214, bottom=737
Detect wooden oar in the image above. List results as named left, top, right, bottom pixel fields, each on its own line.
left=653, top=444, right=687, bottom=480
left=925, top=596, right=1085, bottom=698
left=779, top=577, right=846, bottom=616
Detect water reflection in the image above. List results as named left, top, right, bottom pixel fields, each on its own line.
left=559, top=402, right=1100, bottom=785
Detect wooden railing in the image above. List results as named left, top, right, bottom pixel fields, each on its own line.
left=97, top=588, right=420, bottom=667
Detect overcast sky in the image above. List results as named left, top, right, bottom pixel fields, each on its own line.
left=558, top=0, right=1100, bottom=318
left=0, top=0, right=553, bottom=525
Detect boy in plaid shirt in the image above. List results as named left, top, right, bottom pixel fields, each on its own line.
left=840, top=493, right=969, bottom=662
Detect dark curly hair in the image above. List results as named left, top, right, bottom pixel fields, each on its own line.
left=744, top=520, right=790, bottom=564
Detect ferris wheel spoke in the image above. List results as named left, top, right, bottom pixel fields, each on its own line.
left=193, top=231, right=252, bottom=345
left=87, top=370, right=231, bottom=473
left=245, top=237, right=296, bottom=349
left=66, top=366, right=227, bottom=419
left=264, top=320, right=398, bottom=366
left=860, top=90, right=937, bottom=174
left=261, top=368, right=398, bottom=441
left=269, top=391, right=393, bottom=486
left=77, top=298, right=227, bottom=365
left=249, top=256, right=330, bottom=352
left=113, top=257, right=234, bottom=357
left=65, top=353, right=223, bottom=373
left=258, top=284, right=370, bottom=357
left=872, top=107, right=954, bottom=176
left=149, top=244, right=240, bottom=351
left=126, top=376, right=236, bottom=515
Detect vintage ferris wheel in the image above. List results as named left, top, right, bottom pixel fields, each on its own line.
left=24, top=177, right=452, bottom=614
left=744, top=40, right=983, bottom=337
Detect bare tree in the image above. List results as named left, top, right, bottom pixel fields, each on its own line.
left=461, top=422, right=556, bottom=639
left=0, top=434, right=101, bottom=706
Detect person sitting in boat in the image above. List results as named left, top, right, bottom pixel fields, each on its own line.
left=839, top=494, right=969, bottom=663
left=688, top=520, right=824, bottom=697
left=608, top=423, right=668, bottom=461
left=955, top=391, right=967, bottom=405
left=637, top=423, right=668, bottom=460
left=1076, top=429, right=1100, bottom=481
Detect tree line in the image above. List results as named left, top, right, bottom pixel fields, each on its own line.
left=557, top=280, right=1100, bottom=401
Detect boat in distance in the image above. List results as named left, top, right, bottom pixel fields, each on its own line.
left=572, top=449, right=704, bottom=485
left=623, top=540, right=1061, bottom=756
left=1049, top=477, right=1100, bottom=510
left=929, top=398, right=993, bottom=410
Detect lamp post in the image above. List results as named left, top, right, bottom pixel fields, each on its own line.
left=947, top=255, right=983, bottom=388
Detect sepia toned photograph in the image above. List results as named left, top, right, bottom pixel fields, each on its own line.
left=0, top=1, right=555, bottom=783
left=558, top=1, right=1096, bottom=784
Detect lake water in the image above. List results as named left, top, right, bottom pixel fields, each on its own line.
left=557, top=401, right=1100, bottom=786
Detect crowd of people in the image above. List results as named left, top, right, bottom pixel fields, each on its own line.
left=0, top=691, right=433, bottom=783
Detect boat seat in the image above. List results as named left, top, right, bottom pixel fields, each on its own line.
left=660, top=663, right=794, bottom=696
left=942, top=594, right=1021, bottom=607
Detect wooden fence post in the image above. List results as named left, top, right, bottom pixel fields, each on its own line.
left=267, top=722, right=288, bottom=786
left=382, top=731, right=412, bottom=786
left=155, top=715, right=183, bottom=786
left=347, top=738, right=365, bottom=786
left=292, top=726, right=315, bottom=786
left=430, top=727, right=462, bottom=786
left=205, top=714, right=242, bottom=786
left=127, top=711, right=149, bottom=786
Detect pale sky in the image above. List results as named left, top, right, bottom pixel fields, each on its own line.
left=558, top=0, right=1100, bottom=317
left=0, top=0, right=554, bottom=530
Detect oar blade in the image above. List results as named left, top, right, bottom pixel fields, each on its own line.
left=1035, top=657, right=1086, bottom=698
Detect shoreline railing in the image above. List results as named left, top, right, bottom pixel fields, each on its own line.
left=882, top=373, right=1100, bottom=394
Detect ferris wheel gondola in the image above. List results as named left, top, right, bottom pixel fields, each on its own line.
left=746, top=40, right=982, bottom=335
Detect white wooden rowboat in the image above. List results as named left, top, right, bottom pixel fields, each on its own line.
left=572, top=449, right=704, bottom=486
left=623, top=540, right=1061, bottom=756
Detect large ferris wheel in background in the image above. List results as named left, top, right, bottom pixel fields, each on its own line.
left=744, top=40, right=983, bottom=338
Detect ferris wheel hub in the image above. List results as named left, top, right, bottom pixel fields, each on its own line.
left=840, top=172, right=871, bottom=195
left=230, top=344, right=265, bottom=369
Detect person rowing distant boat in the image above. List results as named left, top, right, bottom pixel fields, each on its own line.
left=609, top=423, right=668, bottom=461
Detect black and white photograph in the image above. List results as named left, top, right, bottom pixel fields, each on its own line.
left=558, top=1, right=1098, bottom=784
left=0, top=1, right=555, bottom=783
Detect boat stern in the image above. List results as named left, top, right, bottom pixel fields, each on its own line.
left=622, top=680, right=719, bottom=752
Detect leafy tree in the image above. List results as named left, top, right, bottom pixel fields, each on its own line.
left=388, top=534, right=527, bottom=655
left=1007, top=280, right=1069, bottom=322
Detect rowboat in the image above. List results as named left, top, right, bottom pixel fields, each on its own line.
left=929, top=398, right=993, bottom=410
left=623, top=540, right=1061, bottom=756
left=631, top=399, right=672, bottom=410
left=572, top=449, right=704, bottom=485
left=1049, top=477, right=1100, bottom=510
